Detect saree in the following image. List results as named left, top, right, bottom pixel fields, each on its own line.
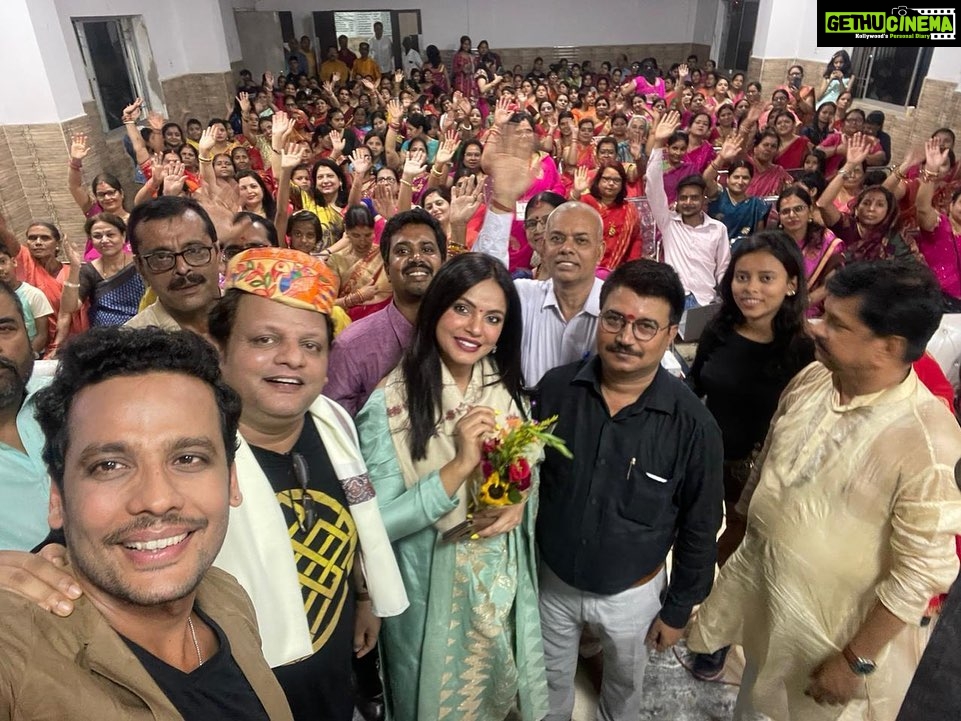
left=684, top=140, right=717, bottom=174
left=775, top=135, right=812, bottom=170
left=708, top=189, right=772, bottom=242
left=581, top=195, right=641, bottom=271
left=80, top=263, right=147, bottom=327
left=451, top=52, right=478, bottom=100
left=355, top=358, right=548, bottom=721
left=328, top=245, right=392, bottom=321
left=746, top=162, right=794, bottom=198
left=15, top=247, right=88, bottom=355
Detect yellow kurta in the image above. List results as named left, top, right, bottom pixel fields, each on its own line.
left=689, top=362, right=961, bottom=721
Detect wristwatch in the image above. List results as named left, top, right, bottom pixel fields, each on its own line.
left=842, top=644, right=877, bottom=675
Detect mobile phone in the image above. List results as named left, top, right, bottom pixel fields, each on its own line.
left=790, top=76, right=801, bottom=90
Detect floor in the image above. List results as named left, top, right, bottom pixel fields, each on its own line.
left=571, top=641, right=750, bottom=721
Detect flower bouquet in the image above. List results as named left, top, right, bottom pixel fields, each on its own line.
left=475, top=414, right=572, bottom=507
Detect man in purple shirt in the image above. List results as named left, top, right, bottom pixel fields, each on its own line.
left=325, top=209, right=447, bottom=416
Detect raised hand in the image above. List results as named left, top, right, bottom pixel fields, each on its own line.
left=488, top=124, right=536, bottom=203
left=271, top=111, right=293, bottom=145
left=332, top=73, right=341, bottom=85
left=162, top=161, right=186, bottom=196
left=237, top=92, right=251, bottom=115
left=69, top=133, right=90, bottom=161
left=121, top=98, right=143, bottom=123
left=678, top=63, right=690, bottom=78
left=403, top=148, right=427, bottom=179
left=718, top=133, right=744, bottom=163
left=434, top=130, right=459, bottom=165
left=361, top=77, right=378, bottom=93
left=323, top=80, right=335, bottom=97
left=394, top=69, right=405, bottom=84
left=329, top=129, right=346, bottom=157
left=147, top=110, right=164, bottom=131
left=62, top=232, right=83, bottom=267
left=572, top=166, right=591, bottom=196
left=924, top=136, right=949, bottom=171
left=263, top=71, right=275, bottom=90
left=493, top=95, right=513, bottom=127
left=450, top=175, right=484, bottom=225
left=371, top=181, right=397, bottom=219
left=845, top=132, right=872, bottom=166
left=386, top=98, right=403, bottom=124
left=283, top=142, right=308, bottom=171
left=654, top=110, right=681, bottom=142
left=349, top=148, right=372, bottom=176
left=198, top=126, right=217, bottom=156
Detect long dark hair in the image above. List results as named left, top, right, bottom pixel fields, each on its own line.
left=777, top=186, right=829, bottom=252
left=452, top=139, right=484, bottom=182
left=402, top=253, right=525, bottom=460
left=310, top=158, right=348, bottom=208
left=235, top=169, right=276, bottom=221
left=707, top=230, right=809, bottom=377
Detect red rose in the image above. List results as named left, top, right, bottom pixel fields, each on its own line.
left=481, top=460, right=494, bottom=478
left=515, top=474, right=532, bottom=491
left=508, top=457, right=530, bottom=482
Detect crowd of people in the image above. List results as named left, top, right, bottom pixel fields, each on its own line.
left=0, top=33, right=958, bottom=721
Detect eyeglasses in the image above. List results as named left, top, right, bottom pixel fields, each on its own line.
left=779, top=204, right=808, bottom=216
left=600, top=310, right=672, bottom=341
left=139, top=245, right=215, bottom=273
left=95, top=189, right=120, bottom=201
left=377, top=176, right=398, bottom=184
left=598, top=175, right=622, bottom=184
left=290, top=452, right=317, bottom=533
left=523, top=216, right=549, bottom=231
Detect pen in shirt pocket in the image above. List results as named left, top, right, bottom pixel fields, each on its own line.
left=626, top=457, right=635, bottom=479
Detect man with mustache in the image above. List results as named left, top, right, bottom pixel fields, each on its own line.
left=532, top=260, right=723, bottom=721
left=0, top=326, right=292, bottom=719
left=0, top=279, right=50, bottom=551
left=125, top=196, right=222, bottom=338
left=324, top=208, right=447, bottom=417
left=689, top=260, right=961, bottom=720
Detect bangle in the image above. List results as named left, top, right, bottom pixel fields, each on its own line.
left=921, top=168, right=941, bottom=183
left=389, top=123, right=401, bottom=131
left=64, top=282, right=80, bottom=289
left=399, top=179, right=413, bottom=188
left=894, top=167, right=907, bottom=181
left=199, top=156, right=213, bottom=163
left=709, top=160, right=722, bottom=173
left=490, top=198, right=514, bottom=214
left=430, top=166, right=446, bottom=176
left=123, top=120, right=136, bottom=125
left=69, top=160, right=82, bottom=171
left=271, top=147, right=281, bottom=154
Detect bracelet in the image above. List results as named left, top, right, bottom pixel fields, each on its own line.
left=68, top=160, right=83, bottom=171
left=271, top=147, right=281, bottom=154
left=490, top=198, right=514, bottom=214
left=430, top=166, right=446, bottom=176
left=709, top=161, right=722, bottom=173
left=399, top=179, right=413, bottom=188
left=921, top=168, right=941, bottom=183
left=198, top=156, right=213, bottom=163
left=64, top=282, right=80, bottom=289
left=123, top=120, right=136, bottom=125
left=894, top=167, right=907, bottom=181
left=389, top=123, right=401, bottom=131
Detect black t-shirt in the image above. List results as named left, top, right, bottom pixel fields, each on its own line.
left=122, top=608, right=269, bottom=721
left=687, top=326, right=815, bottom=460
left=249, top=416, right=357, bottom=721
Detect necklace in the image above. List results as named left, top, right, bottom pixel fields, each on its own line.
left=187, top=614, right=204, bottom=668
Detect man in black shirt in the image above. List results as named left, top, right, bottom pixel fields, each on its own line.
left=0, top=327, right=292, bottom=720
left=534, top=260, right=724, bottom=721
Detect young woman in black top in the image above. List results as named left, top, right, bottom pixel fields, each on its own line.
left=686, top=229, right=815, bottom=681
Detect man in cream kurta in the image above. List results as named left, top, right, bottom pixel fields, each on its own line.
left=689, top=259, right=961, bottom=721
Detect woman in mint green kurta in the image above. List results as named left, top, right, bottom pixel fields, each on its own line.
left=355, top=254, right=548, bottom=721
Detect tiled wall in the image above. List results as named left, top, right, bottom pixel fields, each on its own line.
left=747, top=58, right=961, bottom=167
left=0, top=72, right=234, bottom=243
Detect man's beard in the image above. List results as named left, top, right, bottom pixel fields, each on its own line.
left=0, top=354, right=32, bottom=410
